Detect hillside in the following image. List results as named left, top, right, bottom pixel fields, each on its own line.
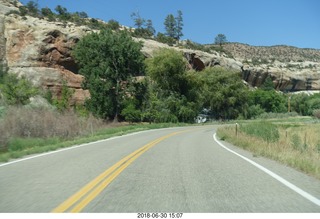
left=220, top=43, right=320, bottom=62
left=0, top=0, right=320, bottom=105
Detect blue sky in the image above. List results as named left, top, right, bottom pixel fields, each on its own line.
left=20, top=0, right=320, bottom=49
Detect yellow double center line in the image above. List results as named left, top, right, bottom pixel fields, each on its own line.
left=52, top=130, right=188, bottom=213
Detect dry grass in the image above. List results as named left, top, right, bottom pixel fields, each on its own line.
left=0, top=106, right=186, bottom=162
left=217, top=122, right=320, bottom=179
left=0, top=106, right=105, bottom=152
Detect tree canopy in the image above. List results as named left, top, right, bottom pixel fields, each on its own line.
left=144, top=49, right=199, bottom=123
left=72, top=29, right=144, bottom=121
left=214, top=34, right=227, bottom=47
left=197, top=67, right=248, bottom=120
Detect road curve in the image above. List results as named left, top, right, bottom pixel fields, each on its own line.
left=0, top=125, right=319, bottom=213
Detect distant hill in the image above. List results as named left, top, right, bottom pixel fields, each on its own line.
left=210, top=43, right=320, bottom=62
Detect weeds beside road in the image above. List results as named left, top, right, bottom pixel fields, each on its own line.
left=2, top=105, right=320, bottom=181
left=0, top=106, right=184, bottom=163
left=217, top=117, right=320, bottom=179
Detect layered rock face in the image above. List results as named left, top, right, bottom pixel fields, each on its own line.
left=222, top=43, right=320, bottom=91
left=0, top=0, right=13, bottom=68
left=242, top=61, right=320, bottom=91
left=0, top=0, right=319, bottom=107
left=2, top=12, right=90, bottom=104
left=141, top=39, right=320, bottom=91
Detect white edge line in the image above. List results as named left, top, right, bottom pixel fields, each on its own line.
left=0, top=127, right=181, bottom=168
left=213, top=132, right=320, bottom=207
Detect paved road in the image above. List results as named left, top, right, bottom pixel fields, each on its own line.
left=0, top=125, right=319, bottom=212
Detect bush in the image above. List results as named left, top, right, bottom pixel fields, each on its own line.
left=0, top=74, right=38, bottom=105
left=313, top=109, right=320, bottom=119
left=240, top=122, right=280, bottom=143
left=257, top=112, right=299, bottom=119
left=121, top=103, right=141, bottom=123
left=155, top=32, right=176, bottom=46
left=52, top=80, right=74, bottom=111
left=246, top=104, right=265, bottom=119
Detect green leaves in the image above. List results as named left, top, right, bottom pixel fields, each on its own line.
left=198, top=67, right=248, bottom=120
left=72, top=29, right=144, bottom=121
left=248, top=89, right=287, bottom=114
left=214, top=34, right=227, bottom=47
left=145, top=49, right=187, bottom=94
left=144, top=49, right=199, bottom=123
left=0, top=74, right=38, bottom=106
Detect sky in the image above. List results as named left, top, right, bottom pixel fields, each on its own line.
left=20, top=0, right=320, bottom=49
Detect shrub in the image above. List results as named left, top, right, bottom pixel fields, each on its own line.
left=246, top=104, right=265, bottom=119
left=240, top=122, right=280, bottom=143
left=257, top=112, right=299, bottom=119
left=52, top=80, right=74, bottom=111
left=313, top=109, right=320, bottom=119
left=0, top=74, right=38, bottom=105
left=155, top=32, right=176, bottom=46
left=291, top=134, right=301, bottom=150
left=121, top=103, right=141, bottom=123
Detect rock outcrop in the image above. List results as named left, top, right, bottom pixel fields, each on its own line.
left=138, top=38, right=243, bottom=72
left=241, top=61, right=320, bottom=91
left=2, top=8, right=90, bottom=104
left=141, top=39, right=320, bottom=91
left=0, top=0, right=319, bottom=107
left=222, top=43, right=320, bottom=63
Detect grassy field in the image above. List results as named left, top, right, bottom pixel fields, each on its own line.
left=217, top=117, right=320, bottom=179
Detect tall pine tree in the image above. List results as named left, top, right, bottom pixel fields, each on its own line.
left=164, top=14, right=176, bottom=39
left=175, top=10, right=183, bottom=40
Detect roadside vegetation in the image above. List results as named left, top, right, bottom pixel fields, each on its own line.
left=1, top=0, right=320, bottom=176
left=217, top=118, right=320, bottom=179
left=0, top=106, right=184, bottom=162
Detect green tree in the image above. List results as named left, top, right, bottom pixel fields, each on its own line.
left=55, top=5, right=70, bottom=20
left=121, top=78, right=149, bottom=123
left=145, top=48, right=188, bottom=95
left=121, top=98, right=141, bottom=123
left=41, top=7, right=55, bottom=20
left=77, top=11, right=88, bottom=19
left=155, top=32, right=176, bottom=45
left=131, top=12, right=155, bottom=38
left=72, top=29, right=144, bottom=121
left=306, top=94, right=320, bottom=115
left=0, top=74, right=38, bottom=105
left=131, top=11, right=145, bottom=29
left=175, top=10, right=183, bottom=40
left=107, top=19, right=120, bottom=30
left=248, top=89, right=287, bottom=113
left=261, top=75, right=275, bottom=91
left=164, top=14, right=176, bottom=39
left=198, top=67, right=248, bottom=120
left=52, top=80, right=74, bottom=111
left=214, top=34, right=227, bottom=47
left=145, top=49, right=199, bottom=122
left=145, top=19, right=156, bottom=36
left=18, top=6, right=28, bottom=16
left=26, top=0, right=39, bottom=16
left=290, top=93, right=309, bottom=115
